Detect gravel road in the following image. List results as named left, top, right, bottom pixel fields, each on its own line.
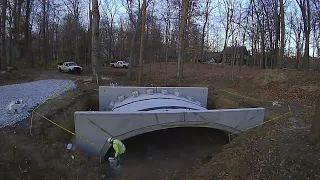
left=0, top=79, right=76, bottom=128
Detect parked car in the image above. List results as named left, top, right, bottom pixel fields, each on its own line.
left=58, top=61, right=82, bottom=74
left=110, top=61, right=129, bottom=69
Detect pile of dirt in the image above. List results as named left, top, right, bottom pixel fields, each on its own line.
left=0, top=69, right=37, bottom=85
left=0, top=130, right=105, bottom=180
left=228, top=69, right=320, bottom=106
left=0, top=83, right=105, bottom=180
left=186, top=107, right=320, bottom=180
left=253, top=69, right=288, bottom=87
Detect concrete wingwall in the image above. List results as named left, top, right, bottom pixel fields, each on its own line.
left=74, top=108, right=265, bottom=156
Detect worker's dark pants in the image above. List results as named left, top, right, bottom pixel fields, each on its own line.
left=116, top=153, right=124, bottom=166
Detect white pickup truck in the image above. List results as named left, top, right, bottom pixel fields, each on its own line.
left=58, top=61, right=82, bottom=74
left=110, top=61, right=129, bottom=69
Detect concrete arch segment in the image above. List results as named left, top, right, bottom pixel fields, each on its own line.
left=99, top=86, right=209, bottom=111
left=74, top=108, right=265, bottom=156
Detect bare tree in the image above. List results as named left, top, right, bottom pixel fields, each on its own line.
left=200, top=0, right=211, bottom=63
left=91, top=0, right=102, bottom=83
left=125, top=0, right=141, bottom=80
left=25, top=0, right=33, bottom=67
left=138, top=0, right=147, bottom=85
left=278, top=0, right=285, bottom=68
left=164, top=0, right=171, bottom=86
left=177, top=0, right=188, bottom=84
left=42, top=0, right=48, bottom=69
left=289, top=9, right=303, bottom=69
left=296, top=0, right=311, bottom=71
left=220, top=0, right=232, bottom=67
left=2, top=0, right=7, bottom=69
left=104, top=0, right=119, bottom=62
left=64, top=0, right=82, bottom=63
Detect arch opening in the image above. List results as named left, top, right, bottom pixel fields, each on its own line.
left=104, top=127, right=229, bottom=179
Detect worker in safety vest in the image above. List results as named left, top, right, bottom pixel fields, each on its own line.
left=107, top=137, right=126, bottom=167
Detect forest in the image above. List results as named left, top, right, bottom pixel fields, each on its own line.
left=0, top=0, right=319, bottom=73
left=1, top=1, right=320, bottom=179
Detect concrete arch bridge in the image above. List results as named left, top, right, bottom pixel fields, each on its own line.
left=74, top=86, right=265, bottom=156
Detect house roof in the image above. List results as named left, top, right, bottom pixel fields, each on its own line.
left=206, top=51, right=222, bottom=57
left=222, top=46, right=248, bottom=54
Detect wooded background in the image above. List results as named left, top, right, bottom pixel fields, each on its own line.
left=0, top=0, right=319, bottom=72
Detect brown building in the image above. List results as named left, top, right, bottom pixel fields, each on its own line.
left=222, top=46, right=249, bottom=65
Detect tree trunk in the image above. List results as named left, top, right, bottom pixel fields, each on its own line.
left=88, top=8, right=92, bottom=66
left=165, top=27, right=169, bottom=86
left=25, top=0, right=32, bottom=67
left=42, top=0, right=47, bottom=69
left=164, top=0, right=170, bottom=86
left=91, top=0, right=102, bottom=83
left=127, top=31, right=136, bottom=80
left=13, top=0, right=22, bottom=67
left=303, top=0, right=311, bottom=71
left=177, top=0, right=188, bottom=85
left=222, top=8, right=230, bottom=66
left=0, top=15, right=1, bottom=69
left=127, top=3, right=142, bottom=80
left=296, top=0, right=311, bottom=71
left=9, top=10, right=13, bottom=67
left=278, top=0, right=285, bottom=68
left=201, top=0, right=210, bottom=63
left=1, top=0, right=7, bottom=69
left=108, top=22, right=113, bottom=62
left=273, top=0, right=279, bottom=68
left=138, top=0, right=147, bottom=85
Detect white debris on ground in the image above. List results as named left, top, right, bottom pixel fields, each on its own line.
left=109, top=82, right=118, bottom=87
left=272, top=101, right=281, bottom=106
left=0, top=79, right=76, bottom=128
left=6, top=100, right=26, bottom=114
left=83, top=75, right=110, bottom=84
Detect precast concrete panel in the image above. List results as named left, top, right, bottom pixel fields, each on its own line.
left=112, top=98, right=207, bottom=112
left=99, top=86, right=208, bottom=111
left=75, top=108, right=265, bottom=156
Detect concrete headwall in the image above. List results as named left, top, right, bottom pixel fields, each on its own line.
left=74, top=108, right=265, bottom=156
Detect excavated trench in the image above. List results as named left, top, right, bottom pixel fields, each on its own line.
left=36, top=89, right=248, bottom=179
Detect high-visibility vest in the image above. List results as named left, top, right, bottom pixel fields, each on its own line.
left=113, top=139, right=126, bottom=157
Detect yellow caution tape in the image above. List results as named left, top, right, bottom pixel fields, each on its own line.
left=33, top=111, right=99, bottom=149
left=33, top=82, right=73, bottom=111
left=29, top=81, right=99, bottom=150
left=218, top=89, right=260, bottom=102
left=217, top=89, right=293, bottom=141
left=30, top=82, right=73, bottom=135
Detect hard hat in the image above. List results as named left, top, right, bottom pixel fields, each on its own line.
left=107, top=137, right=114, bottom=143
